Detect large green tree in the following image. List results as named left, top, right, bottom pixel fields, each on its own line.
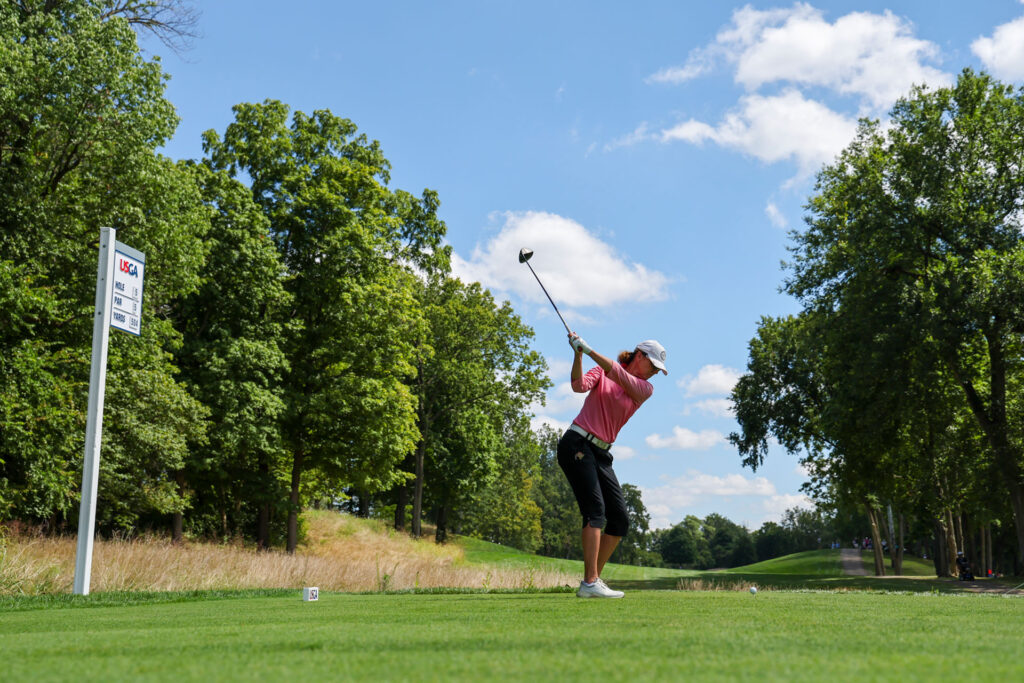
left=203, top=101, right=444, bottom=551
left=1, top=0, right=208, bottom=528
left=402, top=276, right=549, bottom=542
left=789, top=70, right=1024, bottom=569
left=457, top=415, right=545, bottom=552
left=170, top=162, right=291, bottom=546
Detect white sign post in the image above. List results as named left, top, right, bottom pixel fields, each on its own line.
left=73, top=228, right=146, bottom=596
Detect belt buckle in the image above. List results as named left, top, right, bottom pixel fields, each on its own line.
left=586, top=431, right=607, bottom=450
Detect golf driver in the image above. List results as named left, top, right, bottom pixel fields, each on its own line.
left=518, top=248, right=571, bottom=335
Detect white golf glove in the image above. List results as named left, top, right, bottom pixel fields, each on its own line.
left=569, top=335, right=592, bottom=355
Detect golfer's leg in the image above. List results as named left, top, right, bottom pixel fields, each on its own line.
left=596, top=533, right=621, bottom=576
left=595, top=459, right=628, bottom=577
left=582, top=525, right=601, bottom=583
left=558, top=433, right=606, bottom=583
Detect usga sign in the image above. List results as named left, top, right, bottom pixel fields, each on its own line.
left=110, top=242, right=145, bottom=335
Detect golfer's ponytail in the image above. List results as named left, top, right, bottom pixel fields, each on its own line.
left=618, top=350, right=636, bottom=366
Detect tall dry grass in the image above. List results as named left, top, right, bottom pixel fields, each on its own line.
left=0, top=512, right=576, bottom=594
left=675, top=577, right=763, bottom=591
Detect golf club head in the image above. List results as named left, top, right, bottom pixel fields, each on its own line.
left=518, top=248, right=533, bottom=264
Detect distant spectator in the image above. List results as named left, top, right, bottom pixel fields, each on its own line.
left=955, top=552, right=974, bottom=581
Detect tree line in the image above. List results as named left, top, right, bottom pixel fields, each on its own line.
left=730, top=69, right=1024, bottom=577
left=0, top=0, right=557, bottom=552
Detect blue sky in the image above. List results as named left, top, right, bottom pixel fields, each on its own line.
left=146, top=1, right=1024, bottom=530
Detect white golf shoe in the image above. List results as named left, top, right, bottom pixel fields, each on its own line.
left=577, top=578, right=624, bottom=598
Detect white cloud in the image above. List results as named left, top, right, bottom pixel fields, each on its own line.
left=642, top=470, right=778, bottom=527
left=613, top=445, right=636, bottom=460
left=645, top=46, right=717, bottom=84
left=972, top=15, right=1024, bottom=82
left=604, top=122, right=654, bottom=151
left=685, top=398, right=735, bottom=419
left=530, top=357, right=586, bottom=428
left=534, top=380, right=586, bottom=416
left=648, top=4, right=952, bottom=180
left=760, top=493, right=815, bottom=524
left=450, top=211, right=670, bottom=309
left=679, top=364, right=742, bottom=397
left=641, top=472, right=817, bottom=528
left=723, top=5, right=949, bottom=109
left=530, top=414, right=570, bottom=434
left=546, top=357, right=573, bottom=378
left=646, top=426, right=726, bottom=450
left=765, top=202, right=787, bottom=228
left=661, top=90, right=859, bottom=179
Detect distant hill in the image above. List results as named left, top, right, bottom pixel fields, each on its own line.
left=454, top=535, right=695, bottom=583
left=721, top=549, right=937, bottom=576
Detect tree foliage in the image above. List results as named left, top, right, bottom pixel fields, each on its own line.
left=1, top=0, right=208, bottom=529
left=731, top=69, right=1024, bottom=574
left=0, top=2, right=551, bottom=557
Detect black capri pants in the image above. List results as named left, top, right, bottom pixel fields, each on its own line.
left=557, top=428, right=629, bottom=537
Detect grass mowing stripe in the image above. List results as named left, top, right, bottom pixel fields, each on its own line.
left=2, top=591, right=1021, bottom=682
left=0, top=588, right=295, bottom=612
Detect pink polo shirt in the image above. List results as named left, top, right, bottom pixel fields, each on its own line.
left=571, top=362, right=653, bottom=444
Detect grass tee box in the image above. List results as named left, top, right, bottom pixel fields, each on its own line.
left=2, top=590, right=1023, bottom=682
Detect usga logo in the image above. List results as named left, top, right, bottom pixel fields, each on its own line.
left=119, top=259, right=138, bottom=277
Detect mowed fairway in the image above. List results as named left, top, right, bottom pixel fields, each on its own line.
left=3, top=590, right=1023, bottom=682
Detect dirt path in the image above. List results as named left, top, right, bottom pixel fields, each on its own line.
left=840, top=548, right=870, bottom=576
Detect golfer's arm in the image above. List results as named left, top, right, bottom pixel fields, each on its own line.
left=586, top=349, right=615, bottom=374
left=587, top=350, right=649, bottom=403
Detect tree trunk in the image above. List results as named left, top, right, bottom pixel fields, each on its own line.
left=986, top=524, right=993, bottom=576
left=933, top=519, right=949, bottom=577
left=884, top=504, right=897, bottom=574
left=172, top=469, right=186, bottom=544
left=172, top=511, right=183, bottom=544
left=257, top=457, right=270, bottom=550
left=865, top=500, right=885, bottom=576
left=955, top=512, right=965, bottom=558
left=395, top=483, right=407, bottom=531
left=979, top=523, right=987, bottom=577
left=944, top=508, right=959, bottom=577
left=895, top=513, right=904, bottom=576
left=357, top=490, right=370, bottom=518
left=412, top=437, right=426, bottom=538
left=947, top=332, right=1024, bottom=570
left=435, top=504, right=449, bottom=544
left=1008, top=481, right=1024, bottom=572
left=287, top=450, right=305, bottom=553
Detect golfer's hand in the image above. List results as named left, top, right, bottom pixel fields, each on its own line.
left=568, top=333, right=592, bottom=355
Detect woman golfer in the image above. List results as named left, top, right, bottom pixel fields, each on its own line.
left=559, top=332, right=667, bottom=598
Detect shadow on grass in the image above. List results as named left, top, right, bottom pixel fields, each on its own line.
left=610, top=573, right=1023, bottom=594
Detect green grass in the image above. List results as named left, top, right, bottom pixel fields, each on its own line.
left=456, top=534, right=697, bottom=583
left=455, top=540, right=1010, bottom=593
left=3, top=590, right=1022, bottom=681
left=851, top=550, right=938, bottom=576
left=722, top=549, right=844, bottom=575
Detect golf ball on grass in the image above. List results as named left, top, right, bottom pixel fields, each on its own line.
left=749, top=586, right=757, bottom=594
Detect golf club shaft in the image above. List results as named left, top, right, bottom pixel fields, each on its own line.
left=525, top=262, right=572, bottom=335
